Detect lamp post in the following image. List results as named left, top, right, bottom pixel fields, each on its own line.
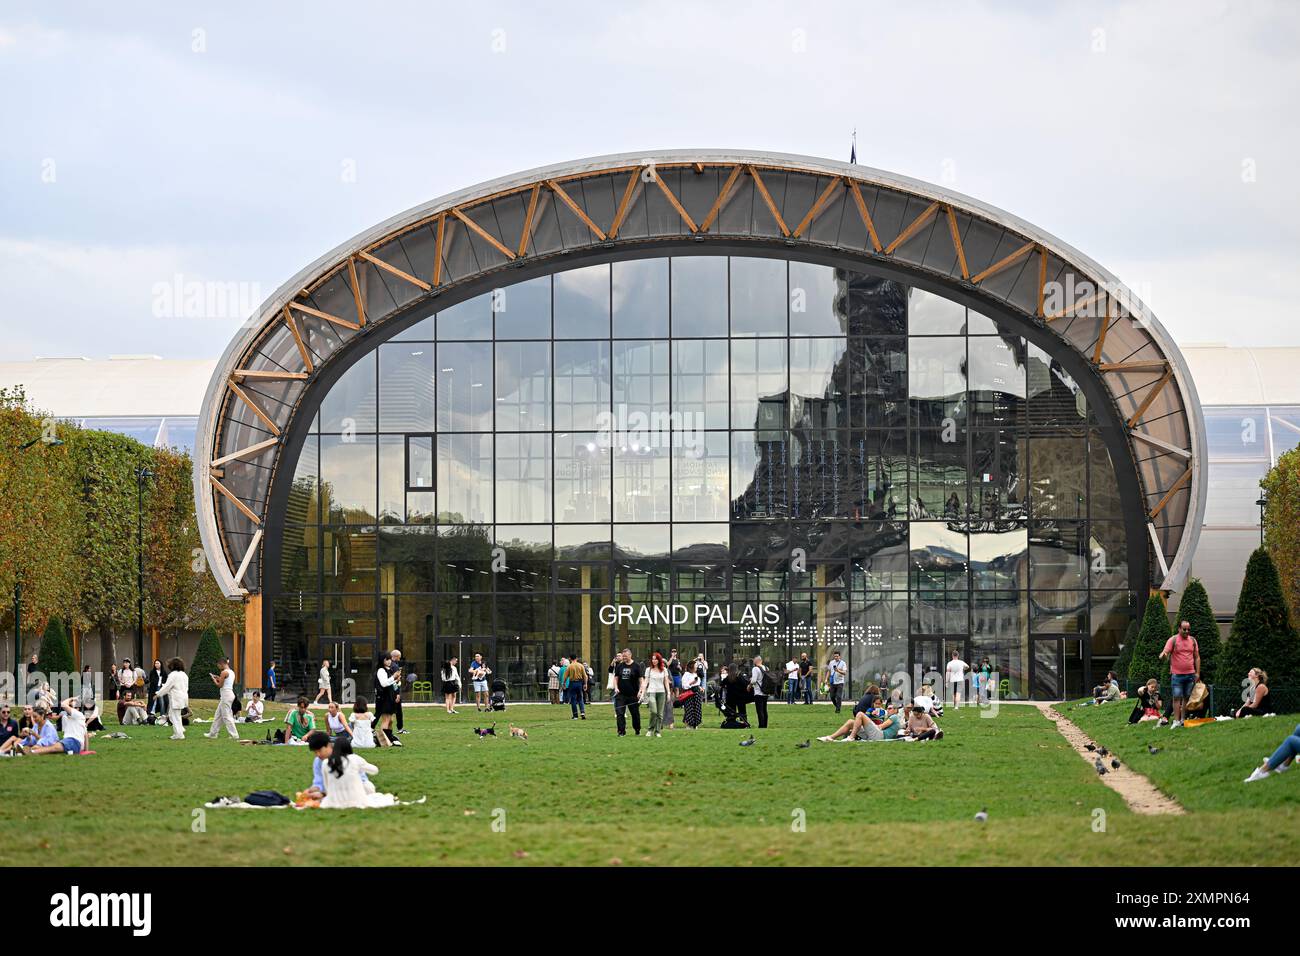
left=134, top=465, right=154, bottom=667
left=1256, top=489, right=1268, bottom=547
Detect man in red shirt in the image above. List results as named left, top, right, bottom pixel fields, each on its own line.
left=1159, top=619, right=1201, bottom=728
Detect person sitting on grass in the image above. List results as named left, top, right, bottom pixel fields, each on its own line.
left=243, top=690, right=264, bottom=723
left=1088, top=672, right=1121, bottom=705
left=1235, top=668, right=1271, bottom=719
left=283, top=696, right=316, bottom=744
left=0, top=704, right=59, bottom=755
left=303, top=730, right=369, bottom=801
left=0, top=705, right=17, bottom=747
left=819, top=708, right=884, bottom=742
left=24, top=697, right=88, bottom=755
left=325, top=701, right=351, bottom=741
left=913, top=684, right=943, bottom=719
left=119, top=691, right=148, bottom=726
left=878, top=703, right=905, bottom=739
left=903, top=701, right=943, bottom=741
left=349, top=698, right=384, bottom=749
left=1128, top=679, right=1162, bottom=724
left=852, top=683, right=882, bottom=717
left=1244, top=720, right=1300, bottom=782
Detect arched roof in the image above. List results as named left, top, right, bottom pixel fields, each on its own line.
left=195, top=149, right=1206, bottom=598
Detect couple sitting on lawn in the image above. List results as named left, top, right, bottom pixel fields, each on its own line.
left=818, top=684, right=943, bottom=743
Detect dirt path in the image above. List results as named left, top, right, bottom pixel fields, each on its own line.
left=1036, top=703, right=1185, bottom=815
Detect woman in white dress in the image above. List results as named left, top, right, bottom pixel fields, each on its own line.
left=313, top=659, right=333, bottom=705
left=319, top=738, right=395, bottom=808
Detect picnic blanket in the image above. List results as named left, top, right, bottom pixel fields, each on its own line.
left=204, top=795, right=427, bottom=810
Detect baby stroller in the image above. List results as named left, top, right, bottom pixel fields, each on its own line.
left=489, top=678, right=507, bottom=711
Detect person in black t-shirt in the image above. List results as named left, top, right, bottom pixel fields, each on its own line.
left=798, top=653, right=815, bottom=704
left=610, top=649, right=643, bottom=737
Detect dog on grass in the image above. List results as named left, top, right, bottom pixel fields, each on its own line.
left=509, top=724, right=528, bottom=741
left=474, top=723, right=496, bottom=738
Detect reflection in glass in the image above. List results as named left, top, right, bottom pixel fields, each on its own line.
left=495, top=433, right=551, bottom=523
left=613, top=442, right=670, bottom=522
left=378, top=344, right=434, bottom=432
left=553, top=432, right=610, bottom=523
left=493, top=275, right=551, bottom=340
left=321, top=434, right=376, bottom=523
left=789, top=262, right=845, bottom=336
left=437, top=432, right=493, bottom=523
left=908, top=288, right=966, bottom=334
left=437, top=342, right=493, bottom=432
left=730, top=257, right=786, bottom=336
left=909, top=336, right=966, bottom=428
left=495, top=341, right=550, bottom=431
left=672, top=339, right=728, bottom=430
left=554, top=340, right=610, bottom=433
left=554, top=263, right=610, bottom=338
left=613, top=259, right=668, bottom=338
left=731, top=338, right=787, bottom=432
left=321, top=353, right=377, bottom=432
left=671, top=256, right=728, bottom=337
left=437, top=293, right=491, bottom=341
left=673, top=431, right=729, bottom=521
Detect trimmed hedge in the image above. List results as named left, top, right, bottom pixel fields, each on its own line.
left=189, top=626, right=226, bottom=700
left=1218, top=547, right=1300, bottom=688
left=1128, top=592, right=1170, bottom=686
left=37, top=618, right=76, bottom=676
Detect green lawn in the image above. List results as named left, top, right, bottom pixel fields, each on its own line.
left=2, top=699, right=1296, bottom=866
left=1062, top=699, right=1300, bottom=813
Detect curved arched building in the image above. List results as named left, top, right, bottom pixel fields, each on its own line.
left=195, top=151, right=1206, bottom=701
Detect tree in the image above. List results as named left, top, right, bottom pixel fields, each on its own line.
left=1128, top=592, right=1170, bottom=686
left=1167, top=578, right=1221, bottom=683
left=189, top=626, right=227, bottom=700
left=37, top=618, right=75, bottom=676
left=1218, top=547, right=1300, bottom=688
left=1262, top=446, right=1300, bottom=620
left=0, top=395, right=83, bottom=669
left=1114, top=618, right=1139, bottom=683
left=68, top=429, right=154, bottom=678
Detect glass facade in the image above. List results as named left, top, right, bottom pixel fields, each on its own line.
left=270, top=254, right=1135, bottom=701
left=1191, top=404, right=1300, bottom=614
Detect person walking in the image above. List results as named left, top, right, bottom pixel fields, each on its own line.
left=1159, top=620, right=1201, bottom=729
left=265, top=660, right=278, bottom=702
left=642, top=652, right=671, bottom=737
left=156, top=658, right=189, bottom=740
left=205, top=657, right=239, bottom=740
left=749, top=655, right=770, bottom=728
left=946, top=649, right=970, bottom=709
left=563, top=656, right=587, bottom=719
left=824, top=650, right=848, bottom=713
left=313, top=659, right=333, bottom=705
left=611, top=648, right=643, bottom=737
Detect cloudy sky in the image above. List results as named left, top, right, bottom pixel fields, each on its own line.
left=1, top=0, right=1296, bottom=360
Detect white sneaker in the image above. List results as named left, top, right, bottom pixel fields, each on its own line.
left=655, top=732, right=662, bottom=738
left=645, top=731, right=652, bottom=737
left=1244, top=766, right=1271, bottom=783
left=817, top=735, right=834, bottom=742
left=1170, top=720, right=1183, bottom=729
left=1275, top=760, right=1292, bottom=773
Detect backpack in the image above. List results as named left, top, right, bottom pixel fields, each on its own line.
left=758, top=666, right=777, bottom=696
left=244, top=790, right=291, bottom=807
